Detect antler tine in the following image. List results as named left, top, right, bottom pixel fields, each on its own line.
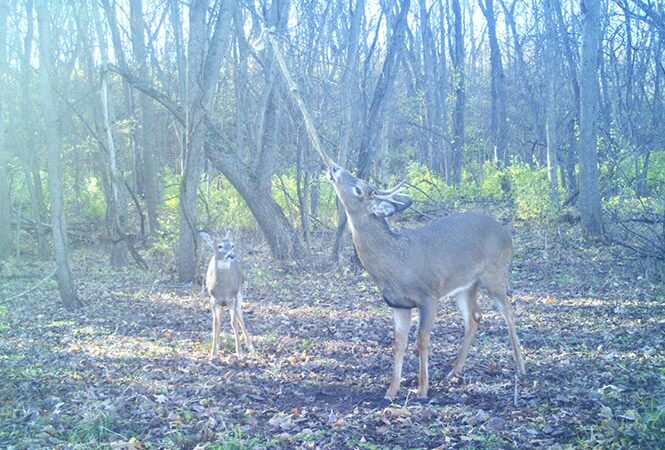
left=374, top=179, right=407, bottom=198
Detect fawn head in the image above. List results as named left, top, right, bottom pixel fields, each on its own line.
left=201, top=230, right=237, bottom=262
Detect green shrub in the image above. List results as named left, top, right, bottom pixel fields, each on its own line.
left=506, top=162, right=555, bottom=221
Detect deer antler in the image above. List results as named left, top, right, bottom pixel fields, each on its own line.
left=373, top=180, right=408, bottom=202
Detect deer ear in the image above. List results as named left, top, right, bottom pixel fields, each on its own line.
left=371, top=195, right=412, bottom=217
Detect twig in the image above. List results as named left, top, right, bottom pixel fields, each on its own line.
left=264, top=28, right=333, bottom=166
left=1, top=269, right=57, bottom=305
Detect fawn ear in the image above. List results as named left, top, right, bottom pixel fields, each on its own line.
left=199, top=231, right=215, bottom=249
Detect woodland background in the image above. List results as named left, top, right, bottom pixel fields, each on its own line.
left=0, top=0, right=663, bottom=449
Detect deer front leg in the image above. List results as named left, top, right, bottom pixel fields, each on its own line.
left=385, top=307, right=412, bottom=402
left=416, top=301, right=436, bottom=399
left=210, top=301, right=223, bottom=361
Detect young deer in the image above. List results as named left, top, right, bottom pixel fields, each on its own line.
left=329, top=162, right=526, bottom=402
left=200, top=230, right=254, bottom=359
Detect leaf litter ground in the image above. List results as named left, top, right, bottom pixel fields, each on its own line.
left=0, top=224, right=663, bottom=449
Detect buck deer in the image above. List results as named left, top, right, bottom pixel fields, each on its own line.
left=328, top=162, right=526, bottom=402
left=200, top=230, right=255, bottom=359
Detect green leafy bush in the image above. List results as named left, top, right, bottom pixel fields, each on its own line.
left=506, top=162, right=555, bottom=221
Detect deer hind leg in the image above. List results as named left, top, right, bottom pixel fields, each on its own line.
left=489, top=287, right=526, bottom=375
left=228, top=301, right=243, bottom=356
left=234, top=292, right=255, bottom=353
left=448, top=282, right=481, bottom=379
left=385, top=307, right=412, bottom=402
left=416, top=300, right=437, bottom=399
left=210, top=301, right=223, bottom=361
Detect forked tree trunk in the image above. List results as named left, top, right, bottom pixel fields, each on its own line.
left=36, top=0, right=80, bottom=309
left=176, top=0, right=234, bottom=282
left=206, top=142, right=299, bottom=260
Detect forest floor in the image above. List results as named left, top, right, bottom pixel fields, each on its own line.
left=0, top=222, right=664, bottom=449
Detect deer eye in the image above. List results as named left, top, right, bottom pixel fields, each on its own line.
left=354, top=186, right=363, bottom=196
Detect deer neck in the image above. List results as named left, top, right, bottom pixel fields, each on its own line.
left=348, top=214, right=400, bottom=263
left=214, top=254, right=239, bottom=273
left=216, top=259, right=232, bottom=270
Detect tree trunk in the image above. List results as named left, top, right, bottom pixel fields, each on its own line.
left=332, top=0, right=364, bottom=263
left=93, top=2, right=129, bottom=267
left=177, top=0, right=234, bottom=282
left=544, top=0, right=560, bottom=206
left=206, top=140, right=298, bottom=260
left=130, top=0, right=160, bottom=235
left=0, top=0, right=10, bottom=258
left=18, top=0, right=48, bottom=258
left=418, top=0, right=446, bottom=174
left=36, top=0, right=80, bottom=309
left=450, top=0, right=465, bottom=184
left=578, top=0, right=603, bottom=237
left=357, top=0, right=410, bottom=180
left=555, top=0, right=581, bottom=186
left=480, top=0, right=508, bottom=165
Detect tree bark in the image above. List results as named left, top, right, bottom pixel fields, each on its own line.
left=130, top=0, right=160, bottom=235
left=450, top=0, right=465, bottom=184
left=357, top=0, right=410, bottom=180
left=544, top=0, right=560, bottom=206
left=18, top=0, right=48, bottom=258
left=205, top=136, right=298, bottom=260
left=419, top=0, right=447, bottom=175
left=93, top=2, right=129, bottom=267
left=177, top=0, right=234, bottom=281
left=36, top=0, right=81, bottom=309
left=480, top=0, right=508, bottom=165
left=0, top=0, right=11, bottom=258
left=578, top=0, right=603, bottom=237
left=331, top=0, right=364, bottom=264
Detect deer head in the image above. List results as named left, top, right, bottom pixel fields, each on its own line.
left=329, top=162, right=412, bottom=220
